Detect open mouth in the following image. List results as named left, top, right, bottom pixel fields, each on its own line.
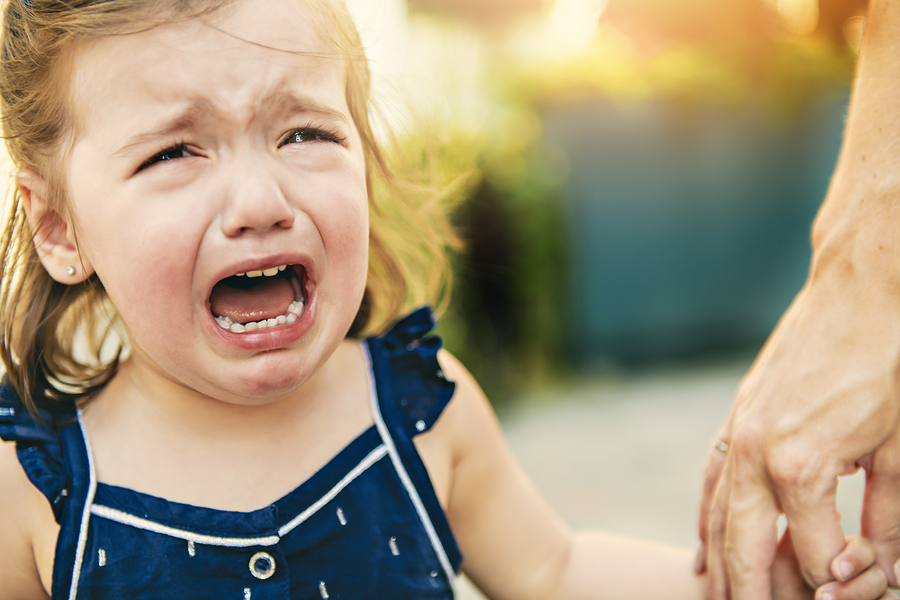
left=209, top=264, right=308, bottom=333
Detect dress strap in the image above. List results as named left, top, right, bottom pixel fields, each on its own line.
left=364, top=307, right=462, bottom=580
left=53, top=417, right=96, bottom=600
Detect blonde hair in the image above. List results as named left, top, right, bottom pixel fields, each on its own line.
left=0, top=0, right=461, bottom=417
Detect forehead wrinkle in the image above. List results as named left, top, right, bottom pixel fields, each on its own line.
left=112, top=100, right=214, bottom=158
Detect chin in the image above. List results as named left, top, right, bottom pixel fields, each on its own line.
left=212, top=358, right=319, bottom=404
left=216, top=377, right=303, bottom=406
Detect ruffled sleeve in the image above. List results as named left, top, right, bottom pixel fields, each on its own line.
left=370, top=307, right=456, bottom=437
left=0, top=379, right=73, bottom=522
left=365, top=307, right=463, bottom=574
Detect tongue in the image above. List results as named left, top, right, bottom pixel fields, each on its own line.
left=209, top=276, right=296, bottom=324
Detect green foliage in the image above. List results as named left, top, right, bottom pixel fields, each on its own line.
left=432, top=102, right=572, bottom=404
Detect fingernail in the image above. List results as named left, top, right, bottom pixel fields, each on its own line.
left=894, top=560, right=900, bottom=584
left=839, top=560, right=854, bottom=581
left=819, top=592, right=835, bottom=600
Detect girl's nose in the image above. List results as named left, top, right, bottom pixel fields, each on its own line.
left=219, top=168, right=295, bottom=237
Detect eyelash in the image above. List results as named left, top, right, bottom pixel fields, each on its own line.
left=136, top=126, right=345, bottom=173
left=137, top=142, right=191, bottom=172
left=278, top=126, right=346, bottom=148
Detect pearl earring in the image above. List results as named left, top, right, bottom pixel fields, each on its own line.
left=65, top=266, right=76, bottom=276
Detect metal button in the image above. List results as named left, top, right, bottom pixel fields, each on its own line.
left=249, top=551, right=276, bottom=580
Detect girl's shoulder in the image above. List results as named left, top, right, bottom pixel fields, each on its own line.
left=0, top=433, right=44, bottom=525
left=0, top=381, right=73, bottom=522
left=0, top=429, right=58, bottom=597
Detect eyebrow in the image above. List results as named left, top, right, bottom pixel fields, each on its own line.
left=262, top=89, right=350, bottom=125
left=112, top=100, right=213, bottom=158
left=112, top=91, right=350, bottom=159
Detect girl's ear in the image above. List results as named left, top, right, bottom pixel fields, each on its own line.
left=17, top=170, right=95, bottom=284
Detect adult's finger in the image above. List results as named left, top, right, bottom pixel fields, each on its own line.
left=775, top=461, right=846, bottom=588
left=721, top=442, right=781, bottom=600
left=708, top=456, right=735, bottom=600
left=861, top=435, right=900, bottom=587
left=771, top=528, right=813, bottom=600
left=697, top=427, right=733, bottom=574
left=697, top=311, right=788, bottom=583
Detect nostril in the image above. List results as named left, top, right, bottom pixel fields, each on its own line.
left=220, top=196, right=295, bottom=237
left=275, top=209, right=295, bottom=229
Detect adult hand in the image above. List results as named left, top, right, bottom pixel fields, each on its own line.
left=696, top=1, right=900, bottom=596
left=697, top=259, right=900, bottom=599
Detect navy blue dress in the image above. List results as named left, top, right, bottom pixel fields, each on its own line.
left=0, top=308, right=462, bottom=599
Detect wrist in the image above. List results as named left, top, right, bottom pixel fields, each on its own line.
left=810, top=197, right=900, bottom=302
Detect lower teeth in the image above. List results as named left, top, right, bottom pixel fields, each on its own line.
left=215, top=300, right=305, bottom=333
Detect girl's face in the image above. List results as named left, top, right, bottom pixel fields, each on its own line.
left=60, top=0, right=369, bottom=404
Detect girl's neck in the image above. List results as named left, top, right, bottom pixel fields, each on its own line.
left=84, top=339, right=363, bottom=444
left=78, top=339, right=375, bottom=511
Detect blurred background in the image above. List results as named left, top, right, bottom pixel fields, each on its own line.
left=350, top=0, right=862, bottom=402
left=346, top=0, right=869, bottom=596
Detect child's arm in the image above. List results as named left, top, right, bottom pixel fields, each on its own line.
left=434, top=350, right=703, bottom=598
left=433, top=351, right=890, bottom=600
left=0, top=441, right=54, bottom=599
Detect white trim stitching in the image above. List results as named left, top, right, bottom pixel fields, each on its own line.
left=361, top=342, right=457, bottom=587
left=86, top=444, right=388, bottom=547
left=278, top=444, right=388, bottom=537
left=90, top=505, right=281, bottom=547
left=69, top=413, right=99, bottom=600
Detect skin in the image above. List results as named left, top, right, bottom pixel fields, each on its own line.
left=697, top=0, right=900, bottom=598
left=0, top=0, right=892, bottom=598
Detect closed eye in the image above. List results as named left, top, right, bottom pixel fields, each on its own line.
left=137, top=143, right=193, bottom=172
left=278, top=127, right=346, bottom=148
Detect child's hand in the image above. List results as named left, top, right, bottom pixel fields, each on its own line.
left=771, top=529, right=895, bottom=600
left=815, top=536, right=896, bottom=600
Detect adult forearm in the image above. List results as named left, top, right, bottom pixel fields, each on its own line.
left=814, top=0, right=900, bottom=275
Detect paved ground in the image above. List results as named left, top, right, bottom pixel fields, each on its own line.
left=455, top=357, right=867, bottom=599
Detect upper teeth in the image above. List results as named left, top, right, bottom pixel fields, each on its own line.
left=235, top=265, right=287, bottom=278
